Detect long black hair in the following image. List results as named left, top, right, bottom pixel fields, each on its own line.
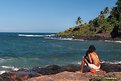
left=84, top=45, right=96, bottom=63
left=88, top=45, right=96, bottom=53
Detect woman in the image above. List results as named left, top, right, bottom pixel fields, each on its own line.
left=80, top=45, right=100, bottom=73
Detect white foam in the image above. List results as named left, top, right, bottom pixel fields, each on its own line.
left=1, top=66, right=19, bottom=70
left=101, top=61, right=121, bottom=64
left=18, top=34, right=55, bottom=37
left=77, top=61, right=81, bottom=65
left=73, top=39, right=85, bottom=41
left=0, top=71, right=6, bottom=74
left=77, top=61, right=121, bottom=65
left=45, top=37, right=85, bottom=41
left=57, top=38, right=73, bottom=40
left=45, top=37, right=72, bottom=40
left=105, top=40, right=121, bottom=43
left=0, top=66, right=19, bottom=74
left=105, top=40, right=113, bottom=42
left=115, top=41, right=121, bottom=43
left=18, top=34, right=85, bottom=41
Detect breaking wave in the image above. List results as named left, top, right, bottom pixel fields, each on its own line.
left=18, top=34, right=55, bottom=37
left=0, top=66, right=19, bottom=74
left=105, top=40, right=121, bottom=43
left=77, top=61, right=121, bottom=65
left=18, top=34, right=85, bottom=41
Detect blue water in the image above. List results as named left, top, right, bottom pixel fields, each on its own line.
left=0, top=32, right=121, bottom=72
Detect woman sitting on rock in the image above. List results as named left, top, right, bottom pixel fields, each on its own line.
left=80, top=45, right=100, bottom=73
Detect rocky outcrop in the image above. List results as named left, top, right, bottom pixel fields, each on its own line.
left=27, top=71, right=121, bottom=81
left=0, top=63, right=121, bottom=81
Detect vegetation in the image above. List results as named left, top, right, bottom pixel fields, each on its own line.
left=76, top=17, right=83, bottom=26
left=57, top=0, right=121, bottom=38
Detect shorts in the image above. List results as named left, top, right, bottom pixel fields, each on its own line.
left=88, top=63, right=100, bottom=71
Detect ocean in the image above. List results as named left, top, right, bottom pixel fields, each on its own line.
left=0, top=32, right=121, bottom=74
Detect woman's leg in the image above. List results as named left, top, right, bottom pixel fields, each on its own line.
left=80, top=56, right=90, bottom=72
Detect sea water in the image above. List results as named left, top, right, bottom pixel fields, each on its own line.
left=0, top=32, right=121, bottom=73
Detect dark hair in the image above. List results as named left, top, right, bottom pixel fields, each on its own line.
left=88, top=45, right=96, bottom=53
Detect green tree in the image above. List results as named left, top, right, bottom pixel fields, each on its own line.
left=76, top=17, right=83, bottom=26
left=116, top=0, right=121, bottom=30
left=109, top=0, right=121, bottom=37
left=96, top=7, right=111, bottom=33
left=116, top=0, right=121, bottom=9
left=89, top=17, right=100, bottom=32
left=57, top=0, right=121, bottom=37
left=104, top=7, right=110, bottom=17
left=99, top=11, right=105, bottom=19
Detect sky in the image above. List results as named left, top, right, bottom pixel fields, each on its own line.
left=0, top=0, right=116, bottom=33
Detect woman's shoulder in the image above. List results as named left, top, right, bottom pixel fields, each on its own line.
left=90, top=51, right=97, bottom=55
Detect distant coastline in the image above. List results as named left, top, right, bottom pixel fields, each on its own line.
left=56, top=0, right=121, bottom=41
left=72, top=35, right=121, bottom=41
left=56, top=33, right=121, bottom=41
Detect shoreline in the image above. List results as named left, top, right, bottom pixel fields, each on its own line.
left=0, top=63, right=121, bottom=81
left=52, top=36, right=121, bottom=44
left=1, top=60, right=121, bottom=75
left=72, top=35, right=121, bottom=41
left=55, top=33, right=121, bottom=41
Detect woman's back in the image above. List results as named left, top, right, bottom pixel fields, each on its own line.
left=90, top=52, right=100, bottom=67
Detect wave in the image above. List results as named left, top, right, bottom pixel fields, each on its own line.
left=45, top=37, right=73, bottom=40
left=0, top=71, right=6, bottom=74
left=0, top=66, right=19, bottom=74
left=0, top=58, right=6, bottom=63
left=18, top=34, right=85, bottom=41
left=115, top=41, right=121, bottom=43
left=18, top=34, right=55, bottom=37
left=1, top=66, right=19, bottom=70
left=105, top=40, right=121, bottom=43
left=101, top=61, right=121, bottom=64
left=45, top=37, right=84, bottom=41
left=0, top=58, right=13, bottom=63
left=77, top=61, right=121, bottom=65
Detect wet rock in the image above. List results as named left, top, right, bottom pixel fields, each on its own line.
left=0, top=63, right=121, bottom=81
left=101, top=63, right=121, bottom=72
left=31, top=65, right=60, bottom=75
left=31, top=64, right=80, bottom=75
left=0, top=72, right=16, bottom=81
left=60, top=64, right=80, bottom=72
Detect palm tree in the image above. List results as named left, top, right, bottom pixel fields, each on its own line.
left=99, top=11, right=105, bottom=19
left=76, top=17, right=83, bottom=26
left=104, top=7, right=110, bottom=14
left=104, top=7, right=110, bottom=17
left=99, top=7, right=110, bottom=19
left=116, top=0, right=121, bottom=9
left=116, top=0, right=121, bottom=31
